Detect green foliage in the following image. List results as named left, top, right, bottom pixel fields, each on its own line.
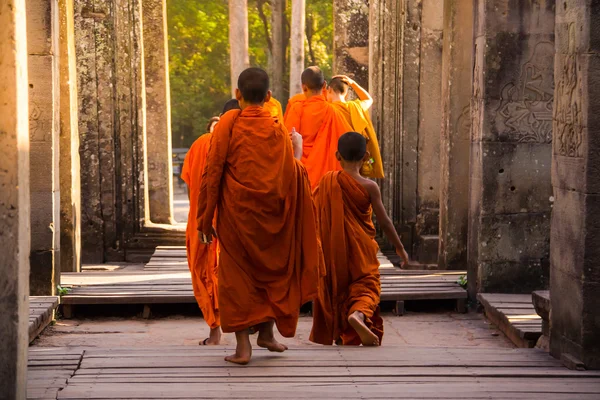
left=167, top=0, right=333, bottom=148
left=457, top=275, right=467, bottom=289
left=57, top=285, right=71, bottom=297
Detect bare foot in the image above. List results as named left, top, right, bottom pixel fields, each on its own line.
left=348, top=311, right=380, bottom=346
left=200, top=326, right=222, bottom=345
left=256, top=321, right=288, bottom=353
left=225, top=330, right=252, bottom=365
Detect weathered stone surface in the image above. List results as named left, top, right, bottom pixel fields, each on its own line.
left=468, top=0, right=555, bottom=295
left=229, top=0, right=249, bottom=96
left=333, top=0, right=369, bottom=88
left=58, top=0, right=81, bottom=273
left=0, top=0, right=30, bottom=395
left=438, top=0, right=473, bottom=269
left=75, top=0, right=148, bottom=262
left=28, top=0, right=61, bottom=296
left=142, top=0, right=173, bottom=224
left=290, top=0, right=305, bottom=95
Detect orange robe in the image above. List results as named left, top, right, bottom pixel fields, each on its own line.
left=284, top=95, right=353, bottom=188
left=196, top=106, right=322, bottom=336
left=284, top=93, right=306, bottom=120
left=331, top=100, right=385, bottom=179
left=181, top=133, right=220, bottom=329
left=310, top=171, right=384, bottom=345
left=264, top=97, right=284, bottom=121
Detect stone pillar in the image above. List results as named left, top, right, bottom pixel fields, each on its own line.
left=550, top=0, right=600, bottom=370
left=59, top=0, right=82, bottom=272
left=438, top=0, right=473, bottom=269
left=415, top=0, right=443, bottom=264
left=468, top=0, right=555, bottom=296
left=0, top=0, right=30, bottom=395
left=270, top=0, right=286, bottom=102
left=290, top=0, right=305, bottom=95
left=333, top=0, right=369, bottom=88
left=229, top=0, right=249, bottom=97
left=142, top=0, right=174, bottom=225
left=27, top=0, right=61, bottom=295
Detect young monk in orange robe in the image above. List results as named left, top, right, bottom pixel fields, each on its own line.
left=181, top=102, right=241, bottom=346
left=197, top=68, right=321, bottom=365
left=284, top=66, right=353, bottom=188
left=310, top=132, right=410, bottom=347
left=327, top=75, right=384, bottom=179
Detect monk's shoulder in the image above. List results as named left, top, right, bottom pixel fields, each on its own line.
left=358, top=177, right=380, bottom=198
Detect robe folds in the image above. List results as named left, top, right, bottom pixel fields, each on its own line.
left=309, top=171, right=384, bottom=345
left=196, top=106, right=322, bottom=336
left=331, top=100, right=385, bottom=179
left=284, top=95, right=353, bottom=188
left=264, top=97, right=284, bottom=121
left=181, top=133, right=220, bottom=329
left=284, top=93, right=306, bottom=120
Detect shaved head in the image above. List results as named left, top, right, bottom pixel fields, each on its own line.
left=301, top=66, right=325, bottom=91
left=222, top=99, right=241, bottom=114
left=329, top=77, right=349, bottom=96
left=338, top=132, right=367, bottom=162
left=238, top=67, right=270, bottom=104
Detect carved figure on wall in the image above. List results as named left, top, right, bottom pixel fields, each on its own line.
left=496, top=42, right=554, bottom=143
left=554, top=23, right=583, bottom=158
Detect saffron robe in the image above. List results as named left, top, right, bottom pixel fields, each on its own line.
left=181, top=133, right=220, bottom=329
left=284, top=95, right=353, bottom=188
left=284, top=93, right=306, bottom=120
left=331, top=100, right=385, bottom=179
left=196, top=106, right=322, bottom=336
left=309, top=171, right=384, bottom=345
left=264, top=97, right=284, bottom=121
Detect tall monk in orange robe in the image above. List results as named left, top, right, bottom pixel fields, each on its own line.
left=284, top=66, right=352, bottom=188
left=310, top=132, right=409, bottom=347
left=197, top=68, right=321, bottom=365
left=327, top=75, right=384, bottom=179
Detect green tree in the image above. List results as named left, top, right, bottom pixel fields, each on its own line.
left=167, top=0, right=333, bottom=148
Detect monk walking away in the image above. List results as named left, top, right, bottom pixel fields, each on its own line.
left=327, top=75, right=384, bottom=179
left=197, top=67, right=321, bottom=365
left=285, top=66, right=352, bottom=188
left=310, top=132, right=410, bottom=347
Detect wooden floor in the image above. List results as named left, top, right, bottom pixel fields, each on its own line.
left=478, top=293, right=542, bottom=348
left=28, top=345, right=600, bottom=399
left=29, top=296, right=59, bottom=344
left=60, top=247, right=467, bottom=315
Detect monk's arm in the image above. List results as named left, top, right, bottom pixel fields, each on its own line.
left=367, top=181, right=407, bottom=255
left=334, top=75, right=373, bottom=111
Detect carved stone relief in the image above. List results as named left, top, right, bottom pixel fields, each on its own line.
left=496, top=42, right=555, bottom=143
left=554, top=23, right=583, bottom=158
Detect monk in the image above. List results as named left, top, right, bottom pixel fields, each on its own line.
left=284, top=66, right=352, bottom=188
left=197, top=67, right=321, bottom=365
left=283, top=92, right=305, bottom=120
left=310, top=132, right=410, bottom=347
left=264, top=97, right=284, bottom=121
left=327, top=75, right=384, bottom=178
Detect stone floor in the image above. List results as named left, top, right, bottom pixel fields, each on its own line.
left=33, top=311, right=514, bottom=349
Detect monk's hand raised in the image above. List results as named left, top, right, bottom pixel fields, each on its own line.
left=396, top=247, right=410, bottom=268
left=291, top=127, right=303, bottom=160
left=198, top=230, right=213, bottom=244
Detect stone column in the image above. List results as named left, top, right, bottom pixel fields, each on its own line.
left=438, top=0, right=473, bottom=269
left=0, top=0, right=30, bottom=395
left=550, top=0, right=600, bottom=370
left=142, top=0, right=174, bottom=224
left=333, top=0, right=369, bottom=88
left=290, top=0, right=305, bottom=95
left=59, top=0, right=82, bottom=272
left=229, top=0, right=249, bottom=97
left=270, top=0, right=286, bottom=102
left=468, top=0, right=555, bottom=296
left=415, top=0, right=443, bottom=264
left=28, top=0, right=61, bottom=295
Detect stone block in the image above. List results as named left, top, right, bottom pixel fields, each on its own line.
left=417, top=235, right=439, bottom=265
left=26, top=0, right=54, bottom=55
left=479, top=142, right=553, bottom=215
left=483, top=0, right=555, bottom=37
left=30, top=249, right=59, bottom=296
left=550, top=267, right=584, bottom=359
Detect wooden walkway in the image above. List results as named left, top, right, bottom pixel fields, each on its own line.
left=60, top=247, right=467, bottom=316
left=29, top=296, right=59, bottom=343
left=478, top=293, right=542, bottom=348
left=28, top=345, right=600, bottom=399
